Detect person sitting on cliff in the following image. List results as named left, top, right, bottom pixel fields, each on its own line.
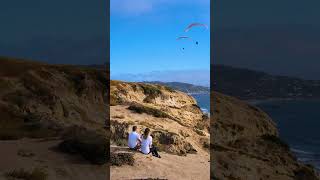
left=140, top=128, right=161, bottom=158
left=128, top=126, right=141, bottom=150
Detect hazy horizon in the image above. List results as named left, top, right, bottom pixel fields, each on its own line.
left=111, top=69, right=210, bottom=87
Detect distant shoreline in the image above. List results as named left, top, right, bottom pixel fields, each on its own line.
left=246, top=97, right=320, bottom=105
left=187, top=92, right=210, bottom=95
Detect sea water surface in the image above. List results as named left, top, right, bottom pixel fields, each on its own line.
left=255, top=100, right=320, bottom=171
left=191, top=93, right=210, bottom=114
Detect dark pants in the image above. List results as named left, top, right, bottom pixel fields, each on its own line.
left=149, top=146, right=160, bottom=157
left=129, top=144, right=140, bottom=151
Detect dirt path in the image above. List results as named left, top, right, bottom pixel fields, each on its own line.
left=110, top=146, right=210, bottom=180
left=0, top=138, right=107, bottom=180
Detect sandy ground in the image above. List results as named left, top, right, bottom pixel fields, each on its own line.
left=111, top=147, right=209, bottom=180
left=0, top=138, right=107, bottom=180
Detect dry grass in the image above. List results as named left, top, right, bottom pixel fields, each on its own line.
left=193, top=128, right=206, bottom=136
left=58, top=126, right=108, bottom=165
left=112, top=115, right=125, bottom=119
left=128, top=103, right=170, bottom=119
left=110, top=152, right=134, bottom=166
left=5, top=168, right=48, bottom=180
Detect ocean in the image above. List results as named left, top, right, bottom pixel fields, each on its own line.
left=191, top=93, right=210, bottom=114
left=255, top=100, right=320, bottom=171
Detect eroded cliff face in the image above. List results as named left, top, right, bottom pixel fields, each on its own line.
left=0, top=58, right=108, bottom=139
left=110, top=80, right=210, bottom=155
left=0, top=58, right=108, bottom=179
left=211, top=92, right=319, bottom=180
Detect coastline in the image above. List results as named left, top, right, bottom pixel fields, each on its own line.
left=250, top=98, right=320, bottom=172
left=246, top=97, right=320, bottom=105
left=187, top=92, right=210, bottom=95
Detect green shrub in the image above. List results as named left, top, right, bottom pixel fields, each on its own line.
left=128, top=103, right=170, bottom=118
left=164, top=86, right=176, bottom=92
left=193, top=128, right=206, bottom=136
left=110, top=94, right=123, bottom=106
left=141, top=84, right=162, bottom=97
left=58, top=126, right=108, bottom=165
left=114, top=138, right=127, bottom=147
left=261, top=135, right=289, bottom=149
left=110, top=152, right=134, bottom=166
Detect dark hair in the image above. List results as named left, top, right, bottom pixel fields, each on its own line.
left=143, top=128, right=150, bottom=139
left=132, top=126, right=137, bottom=131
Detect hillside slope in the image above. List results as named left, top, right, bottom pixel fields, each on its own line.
left=213, top=64, right=320, bottom=100
left=211, top=91, right=320, bottom=180
left=144, top=81, right=210, bottom=94
left=110, top=80, right=210, bottom=179
left=0, top=57, right=108, bottom=180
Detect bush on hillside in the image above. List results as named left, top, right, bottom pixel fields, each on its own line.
left=128, top=103, right=170, bottom=118
left=58, top=126, right=108, bottom=165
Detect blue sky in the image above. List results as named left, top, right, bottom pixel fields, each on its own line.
left=110, top=0, right=210, bottom=76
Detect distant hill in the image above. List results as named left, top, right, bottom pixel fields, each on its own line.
left=213, top=65, right=320, bottom=100
left=143, top=81, right=210, bottom=94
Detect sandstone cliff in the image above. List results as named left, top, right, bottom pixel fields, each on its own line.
left=110, top=80, right=210, bottom=179
left=211, top=91, right=320, bottom=180
left=110, top=80, right=209, bottom=155
left=0, top=57, right=108, bottom=180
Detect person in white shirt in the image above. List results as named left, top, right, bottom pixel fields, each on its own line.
left=140, top=128, right=161, bottom=158
left=128, top=126, right=141, bottom=150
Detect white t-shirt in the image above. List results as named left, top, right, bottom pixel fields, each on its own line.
left=141, top=135, right=152, bottom=154
left=128, top=131, right=140, bottom=149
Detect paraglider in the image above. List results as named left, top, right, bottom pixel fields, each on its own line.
left=176, top=23, right=208, bottom=51
left=184, top=23, right=208, bottom=32
left=176, top=36, right=192, bottom=50
left=176, top=36, right=192, bottom=41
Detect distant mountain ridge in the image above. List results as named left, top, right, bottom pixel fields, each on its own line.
left=143, top=81, right=210, bottom=94
left=213, top=64, right=320, bottom=100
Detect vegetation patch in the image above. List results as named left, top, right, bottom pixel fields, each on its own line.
left=163, top=86, right=176, bottom=93
left=17, top=149, right=35, bottom=157
left=140, top=84, right=163, bottom=103
left=179, top=130, right=190, bottom=138
left=114, top=138, right=127, bottom=147
left=128, top=103, right=171, bottom=119
left=200, top=138, right=210, bottom=150
left=110, top=94, right=124, bottom=106
left=0, top=108, right=58, bottom=140
left=5, top=168, right=48, bottom=180
left=139, top=121, right=157, bottom=129
left=112, top=115, right=125, bottom=119
left=110, top=152, right=134, bottom=166
left=140, top=84, right=162, bottom=96
left=193, top=128, right=206, bottom=136
left=58, top=126, right=108, bottom=165
left=294, top=166, right=319, bottom=180
left=260, top=135, right=289, bottom=150
left=110, top=120, right=129, bottom=143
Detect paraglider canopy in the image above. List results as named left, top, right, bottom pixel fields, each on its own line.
left=184, top=23, right=208, bottom=32
left=176, top=36, right=192, bottom=40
